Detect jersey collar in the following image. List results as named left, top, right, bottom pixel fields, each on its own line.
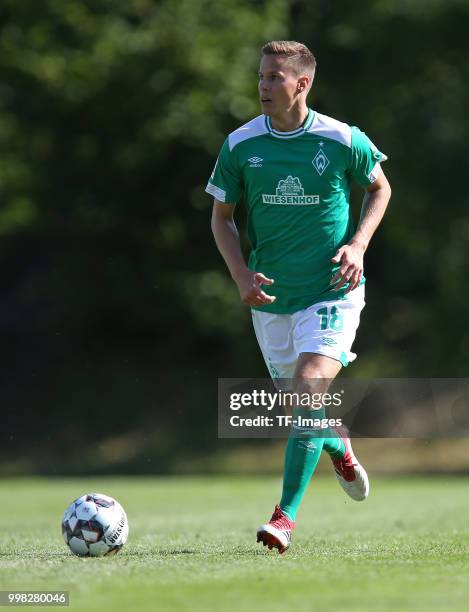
left=265, top=108, right=315, bottom=139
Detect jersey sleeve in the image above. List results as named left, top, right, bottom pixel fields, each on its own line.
left=205, top=137, right=242, bottom=204
left=349, top=127, right=388, bottom=187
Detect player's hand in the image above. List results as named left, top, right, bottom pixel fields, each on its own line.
left=234, top=269, right=276, bottom=306
left=330, top=243, right=364, bottom=293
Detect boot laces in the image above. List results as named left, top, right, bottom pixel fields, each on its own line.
left=270, top=505, right=294, bottom=530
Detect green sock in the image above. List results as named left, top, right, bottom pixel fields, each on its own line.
left=279, top=408, right=325, bottom=520
left=323, top=431, right=346, bottom=459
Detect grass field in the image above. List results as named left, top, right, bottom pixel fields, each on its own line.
left=0, top=475, right=468, bottom=611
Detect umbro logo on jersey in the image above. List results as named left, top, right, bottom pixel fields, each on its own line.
left=312, top=149, right=330, bottom=175
left=248, top=156, right=263, bottom=167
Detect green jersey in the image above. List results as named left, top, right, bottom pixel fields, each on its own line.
left=206, top=108, right=387, bottom=314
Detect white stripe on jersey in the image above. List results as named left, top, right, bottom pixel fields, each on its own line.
left=206, top=183, right=227, bottom=202
left=307, top=112, right=352, bottom=147
left=368, top=161, right=382, bottom=182
left=228, top=115, right=268, bottom=151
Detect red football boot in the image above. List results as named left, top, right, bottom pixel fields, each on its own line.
left=256, top=505, right=295, bottom=554
left=331, top=426, right=369, bottom=501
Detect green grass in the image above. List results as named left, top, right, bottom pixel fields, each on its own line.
left=0, top=476, right=468, bottom=611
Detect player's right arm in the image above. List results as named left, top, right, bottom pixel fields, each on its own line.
left=211, top=199, right=276, bottom=307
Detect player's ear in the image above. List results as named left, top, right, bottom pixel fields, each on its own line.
left=296, top=75, right=310, bottom=94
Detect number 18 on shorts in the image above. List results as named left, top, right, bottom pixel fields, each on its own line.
left=252, top=285, right=365, bottom=380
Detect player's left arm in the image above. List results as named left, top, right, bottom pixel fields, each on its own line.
left=331, top=169, right=391, bottom=292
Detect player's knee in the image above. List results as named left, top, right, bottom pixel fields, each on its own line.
left=293, top=373, right=330, bottom=397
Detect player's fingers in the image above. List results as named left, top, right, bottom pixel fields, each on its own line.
left=259, top=291, right=276, bottom=303
left=254, top=272, right=274, bottom=286
left=344, top=270, right=362, bottom=293
left=331, top=247, right=345, bottom=263
left=244, top=297, right=261, bottom=306
left=244, top=289, right=276, bottom=305
left=331, top=263, right=350, bottom=285
left=353, top=270, right=363, bottom=290
left=330, top=271, right=342, bottom=285
left=242, top=290, right=261, bottom=305
left=246, top=298, right=275, bottom=307
left=333, top=266, right=354, bottom=291
left=251, top=290, right=276, bottom=304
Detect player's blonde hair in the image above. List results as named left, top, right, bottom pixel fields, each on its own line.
left=261, top=40, right=316, bottom=81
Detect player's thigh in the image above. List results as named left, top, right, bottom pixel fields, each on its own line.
left=292, top=285, right=366, bottom=369
left=251, top=309, right=296, bottom=381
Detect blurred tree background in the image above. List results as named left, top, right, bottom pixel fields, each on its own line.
left=1, top=0, right=468, bottom=475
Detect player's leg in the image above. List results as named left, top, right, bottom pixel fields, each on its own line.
left=251, top=309, right=299, bottom=553
left=293, top=352, right=369, bottom=502
left=251, top=309, right=296, bottom=382
left=292, top=285, right=369, bottom=500
left=277, top=353, right=341, bottom=521
left=256, top=351, right=341, bottom=553
left=294, top=351, right=345, bottom=459
left=252, top=306, right=366, bottom=553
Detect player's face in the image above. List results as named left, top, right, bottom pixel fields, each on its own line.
left=258, top=55, right=302, bottom=116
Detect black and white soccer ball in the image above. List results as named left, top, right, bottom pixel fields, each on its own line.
left=61, top=493, right=129, bottom=557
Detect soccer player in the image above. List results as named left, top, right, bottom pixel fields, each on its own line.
left=207, top=41, right=391, bottom=553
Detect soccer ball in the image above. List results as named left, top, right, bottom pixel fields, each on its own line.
left=61, top=492, right=129, bottom=557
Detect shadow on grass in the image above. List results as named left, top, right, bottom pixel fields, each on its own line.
left=0, top=546, right=272, bottom=560
left=0, top=551, right=71, bottom=558
left=120, top=546, right=267, bottom=557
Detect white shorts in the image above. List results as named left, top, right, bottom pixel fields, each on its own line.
left=251, top=285, right=365, bottom=380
